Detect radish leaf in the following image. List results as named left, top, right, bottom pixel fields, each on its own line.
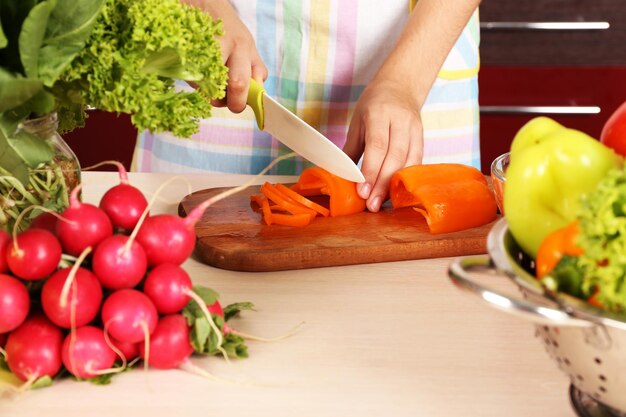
left=37, top=0, right=105, bottom=86
left=224, top=302, right=256, bottom=322
left=18, top=0, right=55, bottom=79
left=0, top=68, right=42, bottom=112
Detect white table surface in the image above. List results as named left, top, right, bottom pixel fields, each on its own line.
left=0, top=171, right=575, bottom=417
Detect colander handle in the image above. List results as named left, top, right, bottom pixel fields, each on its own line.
left=448, top=255, right=593, bottom=328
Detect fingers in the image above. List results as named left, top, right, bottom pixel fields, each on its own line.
left=343, top=117, right=365, bottom=164
left=251, top=53, right=269, bottom=82
left=358, top=114, right=391, bottom=210
left=225, top=50, right=253, bottom=113
left=355, top=109, right=423, bottom=212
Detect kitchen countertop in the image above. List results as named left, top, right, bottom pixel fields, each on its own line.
left=0, top=171, right=574, bottom=417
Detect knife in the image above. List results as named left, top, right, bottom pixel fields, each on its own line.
left=246, top=79, right=365, bottom=183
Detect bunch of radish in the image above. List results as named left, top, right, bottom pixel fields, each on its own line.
left=0, top=163, right=254, bottom=389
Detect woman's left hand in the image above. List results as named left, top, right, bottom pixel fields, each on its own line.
left=343, top=78, right=424, bottom=212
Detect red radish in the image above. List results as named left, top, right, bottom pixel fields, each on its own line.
left=143, top=263, right=192, bottom=314
left=5, top=314, right=64, bottom=381
left=56, top=185, right=113, bottom=256
left=141, top=263, right=227, bottom=357
left=134, top=214, right=197, bottom=266
left=108, top=336, right=140, bottom=362
left=29, top=212, right=58, bottom=234
left=62, top=326, right=117, bottom=379
left=207, top=300, right=231, bottom=334
left=41, top=266, right=103, bottom=329
left=139, top=314, right=193, bottom=369
left=101, top=289, right=158, bottom=344
left=99, top=163, right=149, bottom=231
left=92, top=235, right=147, bottom=290
left=6, top=229, right=62, bottom=280
left=207, top=300, right=225, bottom=317
left=0, top=229, right=10, bottom=273
left=0, top=273, right=30, bottom=333
left=0, top=332, right=6, bottom=347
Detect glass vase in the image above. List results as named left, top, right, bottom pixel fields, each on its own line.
left=0, top=112, right=81, bottom=233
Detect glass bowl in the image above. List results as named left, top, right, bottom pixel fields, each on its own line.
left=490, top=152, right=509, bottom=215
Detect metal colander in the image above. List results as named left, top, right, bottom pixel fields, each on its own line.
left=448, top=218, right=626, bottom=415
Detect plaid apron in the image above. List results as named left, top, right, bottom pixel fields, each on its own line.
left=133, top=0, right=480, bottom=174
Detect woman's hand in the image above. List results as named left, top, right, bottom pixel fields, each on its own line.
left=182, top=0, right=268, bottom=112
left=343, top=78, right=424, bottom=212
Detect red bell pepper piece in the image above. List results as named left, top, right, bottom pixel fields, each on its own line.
left=291, top=167, right=366, bottom=217
left=389, top=163, right=498, bottom=234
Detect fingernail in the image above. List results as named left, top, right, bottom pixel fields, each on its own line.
left=368, top=196, right=381, bottom=212
left=357, top=182, right=372, bottom=199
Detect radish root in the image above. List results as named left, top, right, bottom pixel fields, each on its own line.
left=179, top=360, right=258, bottom=387
left=10, top=204, right=76, bottom=253
left=102, top=326, right=128, bottom=368
left=141, top=321, right=150, bottom=373
left=81, top=160, right=125, bottom=175
left=59, top=246, right=93, bottom=309
left=14, top=373, right=38, bottom=393
left=67, top=275, right=80, bottom=380
left=231, top=321, right=306, bottom=343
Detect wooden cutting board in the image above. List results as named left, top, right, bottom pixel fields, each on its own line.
left=178, top=185, right=499, bottom=272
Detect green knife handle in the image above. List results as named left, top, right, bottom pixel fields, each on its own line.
left=247, top=78, right=265, bottom=130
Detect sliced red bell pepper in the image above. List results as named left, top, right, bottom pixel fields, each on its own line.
left=291, top=167, right=366, bottom=217
left=260, top=182, right=317, bottom=217
left=274, top=183, right=330, bottom=217
left=270, top=212, right=315, bottom=227
left=390, top=163, right=498, bottom=234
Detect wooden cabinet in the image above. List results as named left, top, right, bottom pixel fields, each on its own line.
left=478, top=0, right=626, bottom=173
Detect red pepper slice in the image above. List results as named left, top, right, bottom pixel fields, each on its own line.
left=260, top=182, right=317, bottom=217
left=274, top=183, right=330, bottom=217
left=270, top=212, right=315, bottom=227
left=390, top=164, right=498, bottom=234
left=291, top=167, right=366, bottom=217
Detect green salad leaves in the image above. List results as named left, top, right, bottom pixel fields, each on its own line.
left=574, top=167, right=626, bottom=311
left=54, top=0, right=228, bottom=136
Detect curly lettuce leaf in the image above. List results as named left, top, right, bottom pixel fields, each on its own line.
left=55, top=0, right=228, bottom=136
left=576, top=167, right=626, bottom=311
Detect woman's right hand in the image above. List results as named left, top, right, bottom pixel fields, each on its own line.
left=182, top=0, right=268, bottom=113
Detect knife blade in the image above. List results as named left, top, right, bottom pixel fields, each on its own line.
left=246, top=79, right=365, bottom=183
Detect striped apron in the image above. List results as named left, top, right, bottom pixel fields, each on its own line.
left=133, top=0, right=480, bottom=174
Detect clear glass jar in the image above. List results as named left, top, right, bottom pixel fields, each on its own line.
left=0, top=112, right=81, bottom=232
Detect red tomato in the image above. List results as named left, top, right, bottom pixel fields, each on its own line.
left=601, top=101, right=626, bottom=156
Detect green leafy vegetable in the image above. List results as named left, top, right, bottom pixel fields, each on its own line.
left=18, top=0, right=57, bottom=80
left=54, top=0, right=228, bottom=136
left=182, top=286, right=251, bottom=360
left=224, top=302, right=256, bottom=322
left=541, top=255, right=586, bottom=299
left=576, top=167, right=626, bottom=311
left=0, top=20, right=7, bottom=48
left=0, top=68, right=43, bottom=113
left=37, top=0, right=105, bottom=86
